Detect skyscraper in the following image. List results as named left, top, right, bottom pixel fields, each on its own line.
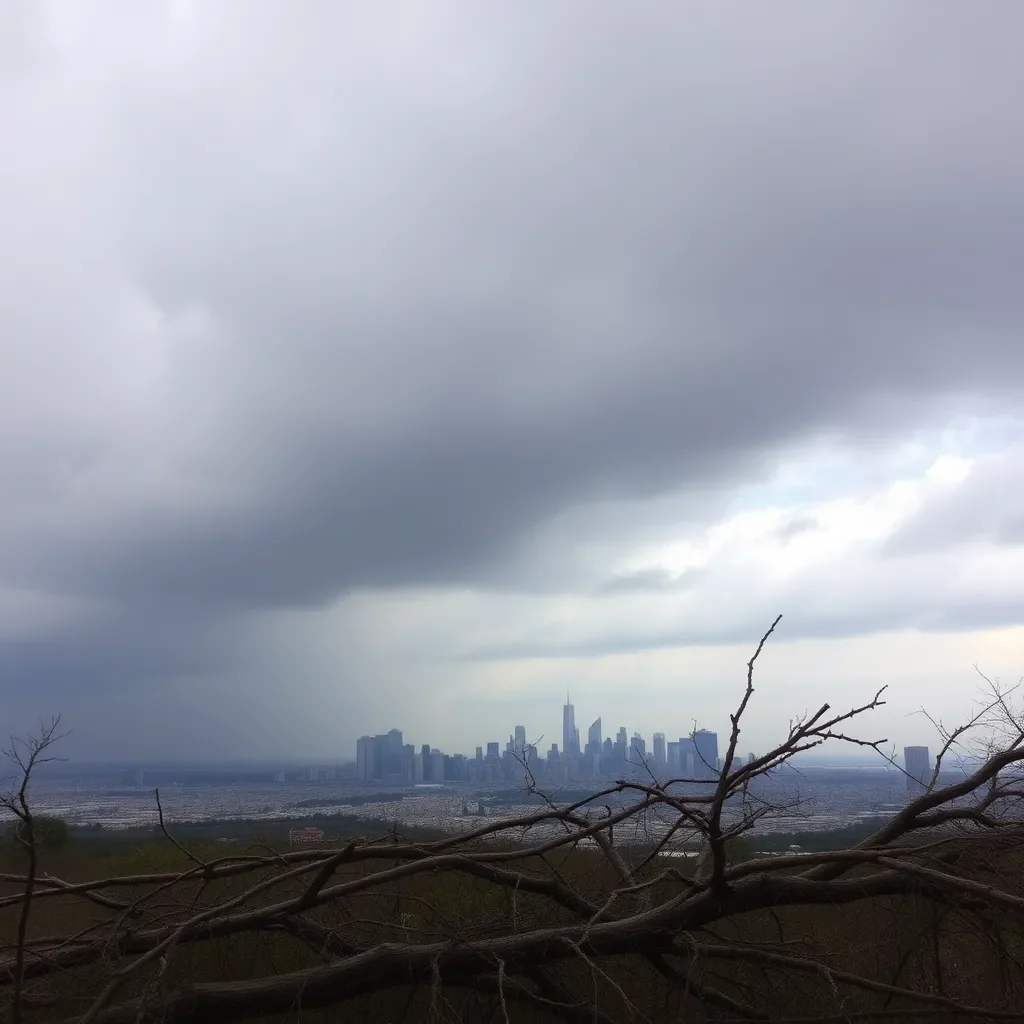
left=904, top=746, right=931, bottom=793
left=631, top=732, right=646, bottom=759
left=514, top=725, right=527, bottom=755
left=563, top=693, right=577, bottom=756
left=373, top=734, right=389, bottom=780
left=355, top=736, right=375, bottom=781
left=678, top=736, right=697, bottom=776
left=692, top=730, right=719, bottom=779
left=653, top=732, right=666, bottom=765
left=385, top=729, right=404, bottom=779
left=587, top=718, right=602, bottom=754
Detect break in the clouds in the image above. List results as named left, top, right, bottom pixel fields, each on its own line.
left=2, top=2, right=1024, bottom=760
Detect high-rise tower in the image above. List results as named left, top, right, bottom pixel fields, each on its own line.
left=563, top=692, right=577, bottom=756
left=904, top=746, right=931, bottom=793
left=692, top=729, right=719, bottom=778
left=653, top=732, right=666, bottom=765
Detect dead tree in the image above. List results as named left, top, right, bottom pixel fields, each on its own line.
left=1, top=716, right=66, bottom=1024
left=3, top=623, right=1024, bottom=1023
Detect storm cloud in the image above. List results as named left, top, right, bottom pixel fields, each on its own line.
left=2, top=2, right=1024, bottom=758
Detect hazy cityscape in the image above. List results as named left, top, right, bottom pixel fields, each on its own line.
left=5, top=692, right=941, bottom=843
left=355, top=693, right=730, bottom=787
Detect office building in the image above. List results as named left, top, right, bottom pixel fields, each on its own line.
left=631, top=732, right=646, bottom=760
left=563, top=694, right=577, bottom=756
left=904, top=746, right=931, bottom=793
left=355, top=736, right=375, bottom=782
left=653, top=733, right=666, bottom=765
left=514, top=725, right=527, bottom=755
left=692, top=730, right=719, bottom=778
left=386, top=729, right=404, bottom=778
left=678, top=736, right=697, bottom=776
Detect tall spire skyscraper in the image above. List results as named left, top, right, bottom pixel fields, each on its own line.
left=562, top=692, right=576, bottom=756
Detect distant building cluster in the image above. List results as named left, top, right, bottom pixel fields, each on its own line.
left=354, top=695, right=730, bottom=786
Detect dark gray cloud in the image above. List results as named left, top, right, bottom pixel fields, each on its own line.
left=601, top=567, right=706, bottom=594
left=3, top=2, right=1024, bottom=754
left=4, top=4, right=1024, bottom=608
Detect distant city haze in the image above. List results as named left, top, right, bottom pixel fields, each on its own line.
left=2, top=3, right=1024, bottom=762
left=354, top=698, right=726, bottom=786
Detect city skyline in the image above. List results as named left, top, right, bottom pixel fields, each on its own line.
left=352, top=717, right=722, bottom=787
left=350, top=695, right=933, bottom=787
left=351, top=712, right=933, bottom=787
left=356, top=691, right=724, bottom=773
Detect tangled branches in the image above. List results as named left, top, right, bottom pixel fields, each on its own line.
left=3, top=621, right=1024, bottom=1023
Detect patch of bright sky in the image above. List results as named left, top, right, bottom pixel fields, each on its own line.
left=614, top=415, right=1023, bottom=581
left=731, top=414, right=1023, bottom=513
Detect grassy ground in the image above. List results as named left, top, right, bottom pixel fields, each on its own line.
left=3, top=824, right=1024, bottom=1022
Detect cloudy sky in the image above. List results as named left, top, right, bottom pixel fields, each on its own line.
left=2, top=2, right=1023, bottom=763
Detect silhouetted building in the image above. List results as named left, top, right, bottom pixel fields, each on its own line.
left=563, top=694, right=578, bottom=755
left=904, top=746, right=931, bottom=793
left=653, top=733, right=666, bottom=765
left=514, top=725, right=526, bottom=754
left=386, top=729, right=404, bottom=778
left=355, top=737, right=375, bottom=781
left=370, top=734, right=387, bottom=779
left=692, top=730, right=719, bottom=779
left=678, top=736, right=697, bottom=776
left=631, top=732, right=646, bottom=760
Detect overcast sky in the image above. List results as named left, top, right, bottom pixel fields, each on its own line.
left=2, top=2, right=1023, bottom=764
